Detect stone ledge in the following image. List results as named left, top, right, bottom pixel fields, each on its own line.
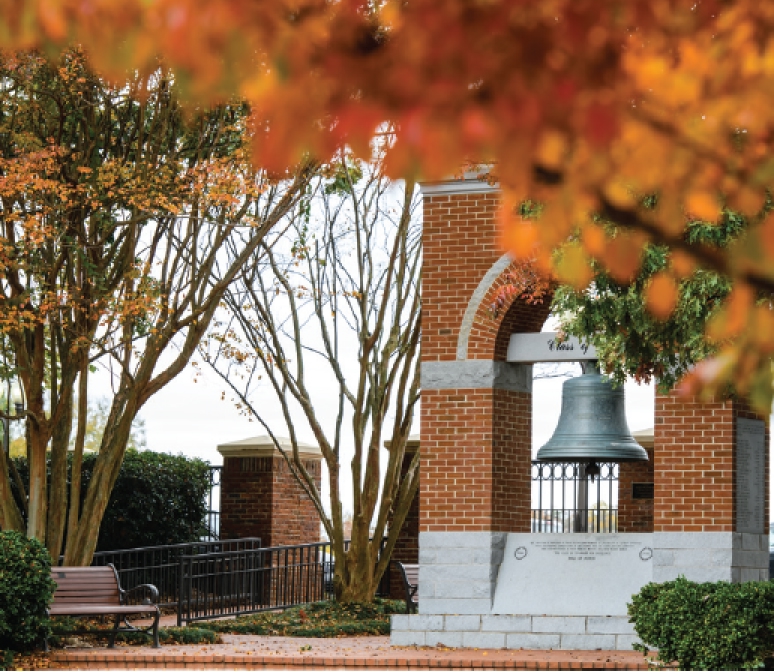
left=390, top=613, right=641, bottom=651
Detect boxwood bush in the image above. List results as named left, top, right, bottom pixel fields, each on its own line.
left=12, top=449, right=211, bottom=551
left=89, top=449, right=211, bottom=551
left=628, top=576, right=774, bottom=670
left=0, top=531, right=56, bottom=651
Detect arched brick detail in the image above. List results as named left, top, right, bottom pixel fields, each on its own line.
left=463, top=261, right=553, bottom=361
left=420, top=185, right=551, bottom=535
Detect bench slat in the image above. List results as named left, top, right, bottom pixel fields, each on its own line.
left=54, top=581, right=119, bottom=589
left=52, top=597, right=121, bottom=605
left=49, top=605, right=156, bottom=616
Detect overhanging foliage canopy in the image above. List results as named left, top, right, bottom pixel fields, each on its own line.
left=3, top=1, right=774, bottom=407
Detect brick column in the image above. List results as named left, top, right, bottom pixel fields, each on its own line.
left=388, top=436, right=420, bottom=600
left=617, top=429, right=655, bottom=532
left=218, top=436, right=322, bottom=547
left=415, top=174, right=545, bottom=619
left=652, top=393, right=769, bottom=582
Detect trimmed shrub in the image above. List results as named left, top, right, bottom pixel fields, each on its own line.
left=12, top=449, right=212, bottom=551
left=89, top=449, right=211, bottom=551
left=0, top=650, right=12, bottom=670
left=0, top=531, right=56, bottom=651
left=628, top=576, right=774, bottom=670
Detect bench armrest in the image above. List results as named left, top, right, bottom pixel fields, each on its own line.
left=122, top=583, right=160, bottom=606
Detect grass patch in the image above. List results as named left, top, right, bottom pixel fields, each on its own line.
left=195, top=598, right=406, bottom=638
left=116, top=627, right=220, bottom=645
left=48, top=617, right=221, bottom=647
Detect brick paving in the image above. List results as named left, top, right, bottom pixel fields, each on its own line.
left=48, top=634, right=655, bottom=670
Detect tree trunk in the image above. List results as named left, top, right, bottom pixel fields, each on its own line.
left=0, top=447, right=24, bottom=532
left=26, top=422, right=50, bottom=541
left=62, top=393, right=138, bottom=565
left=336, top=541, right=379, bottom=603
left=46, top=401, right=73, bottom=559
left=65, top=366, right=89, bottom=559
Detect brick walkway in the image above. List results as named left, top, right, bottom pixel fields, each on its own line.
left=48, top=635, right=656, bottom=670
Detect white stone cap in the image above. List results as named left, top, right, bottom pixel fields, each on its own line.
left=383, top=434, right=420, bottom=451
left=632, top=428, right=654, bottom=449
left=217, top=435, right=322, bottom=460
left=420, top=168, right=499, bottom=197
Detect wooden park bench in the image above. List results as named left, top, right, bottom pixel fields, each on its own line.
left=394, top=561, right=419, bottom=614
left=47, top=565, right=160, bottom=649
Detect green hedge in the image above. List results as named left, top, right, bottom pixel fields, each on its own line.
left=0, top=531, right=56, bottom=652
left=12, top=449, right=211, bottom=551
left=628, top=577, right=774, bottom=670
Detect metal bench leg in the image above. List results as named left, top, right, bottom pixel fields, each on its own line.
left=151, top=609, right=160, bottom=648
left=108, top=614, right=121, bottom=648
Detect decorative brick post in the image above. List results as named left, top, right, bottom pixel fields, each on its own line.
left=417, top=174, right=549, bottom=616
left=218, top=436, right=322, bottom=547
left=387, top=435, right=420, bottom=599
left=652, top=392, right=769, bottom=582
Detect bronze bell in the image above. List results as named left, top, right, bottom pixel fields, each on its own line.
left=536, top=361, right=648, bottom=464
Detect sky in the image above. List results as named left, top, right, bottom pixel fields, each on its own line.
left=107, top=316, right=774, bottom=527
left=104, top=321, right=656, bottom=525
left=131, top=356, right=655, bottom=467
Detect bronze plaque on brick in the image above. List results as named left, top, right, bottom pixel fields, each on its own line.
left=632, top=483, right=654, bottom=500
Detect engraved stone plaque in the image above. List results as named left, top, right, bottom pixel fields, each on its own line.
left=492, top=533, right=653, bottom=616
left=736, top=417, right=766, bottom=533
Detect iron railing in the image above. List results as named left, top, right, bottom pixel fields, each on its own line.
left=178, top=541, right=327, bottom=624
left=177, top=538, right=389, bottom=625
left=204, top=466, right=222, bottom=541
left=531, top=461, right=618, bottom=533
left=90, top=537, right=262, bottom=607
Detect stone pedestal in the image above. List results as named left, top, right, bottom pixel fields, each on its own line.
left=218, top=436, right=322, bottom=547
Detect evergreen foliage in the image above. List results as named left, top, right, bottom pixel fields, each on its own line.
left=629, top=577, right=774, bottom=670
left=12, top=450, right=211, bottom=551
left=553, top=208, right=748, bottom=391
left=0, top=531, right=56, bottom=651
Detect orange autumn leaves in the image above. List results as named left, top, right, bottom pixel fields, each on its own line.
left=3, top=1, right=774, bottom=405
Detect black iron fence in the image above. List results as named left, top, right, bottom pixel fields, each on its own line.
left=177, top=538, right=389, bottom=625
left=204, top=466, right=222, bottom=541
left=178, top=541, right=328, bottom=624
left=531, top=461, right=618, bottom=533
left=90, top=537, right=262, bottom=607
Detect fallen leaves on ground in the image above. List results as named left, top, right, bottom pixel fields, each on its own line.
left=194, top=598, right=405, bottom=638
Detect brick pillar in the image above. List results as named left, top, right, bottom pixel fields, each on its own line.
left=218, top=436, right=322, bottom=547
left=652, top=393, right=769, bottom=582
left=617, top=429, right=655, bottom=532
left=388, top=436, right=420, bottom=600
left=416, top=174, right=548, bottom=617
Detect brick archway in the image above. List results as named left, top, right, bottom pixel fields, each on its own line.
left=457, top=255, right=551, bottom=362
left=457, top=255, right=554, bottom=362
left=419, top=179, right=552, bottom=540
